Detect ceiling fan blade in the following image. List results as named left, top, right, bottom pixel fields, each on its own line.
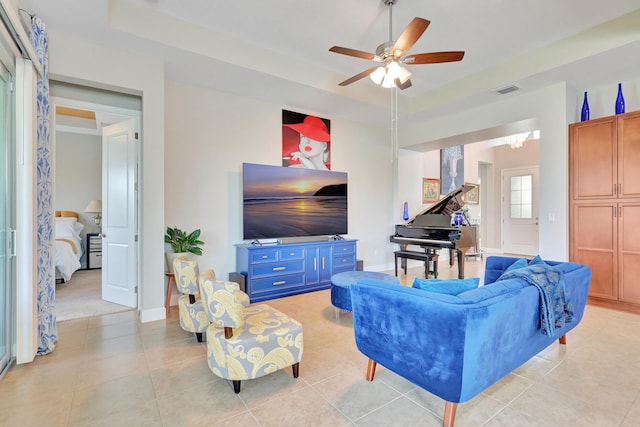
left=338, top=67, right=379, bottom=86
left=404, top=51, right=465, bottom=65
left=329, top=46, right=376, bottom=61
left=395, top=78, right=412, bottom=90
left=392, top=18, right=430, bottom=57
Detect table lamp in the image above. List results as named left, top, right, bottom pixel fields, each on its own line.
left=84, top=199, right=102, bottom=230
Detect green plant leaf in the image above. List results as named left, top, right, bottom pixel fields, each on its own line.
left=164, top=226, right=204, bottom=254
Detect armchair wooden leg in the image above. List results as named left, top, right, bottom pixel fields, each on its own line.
left=443, top=401, right=458, bottom=427
left=558, top=334, right=567, bottom=345
left=366, top=358, right=377, bottom=381
left=232, top=380, right=241, bottom=394
left=292, top=362, right=299, bottom=378
left=195, top=332, right=204, bottom=342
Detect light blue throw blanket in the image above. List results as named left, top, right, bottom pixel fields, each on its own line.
left=497, top=264, right=574, bottom=337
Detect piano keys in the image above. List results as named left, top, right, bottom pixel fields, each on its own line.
left=390, top=184, right=476, bottom=279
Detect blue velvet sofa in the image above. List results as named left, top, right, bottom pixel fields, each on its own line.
left=349, top=256, right=591, bottom=426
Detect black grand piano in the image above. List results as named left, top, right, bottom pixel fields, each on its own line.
left=390, top=184, right=476, bottom=279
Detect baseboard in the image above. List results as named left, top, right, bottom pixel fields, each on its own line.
left=140, top=306, right=166, bottom=323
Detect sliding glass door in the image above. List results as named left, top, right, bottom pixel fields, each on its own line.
left=0, top=60, right=14, bottom=378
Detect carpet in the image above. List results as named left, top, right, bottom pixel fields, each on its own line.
left=55, top=269, right=132, bottom=322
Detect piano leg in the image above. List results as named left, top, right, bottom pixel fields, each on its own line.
left=394, top=252, right=399, bottom=276
left=430, top=250, right=439, bottom=278
left=456, top=248, right=469, bottom=279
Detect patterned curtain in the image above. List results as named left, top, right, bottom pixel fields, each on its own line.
left=30, top=17, right=57, bottom=355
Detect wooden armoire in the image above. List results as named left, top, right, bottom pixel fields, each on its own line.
left=569, top=109, right=640, bottom=312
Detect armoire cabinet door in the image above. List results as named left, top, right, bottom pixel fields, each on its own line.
left=617, top=111, right=640, bottom=198
left=619, top=202, right=640, bottom=304
left=571, top=203, right=617, bottom=300
left=570, top=116, right=616, bottom=200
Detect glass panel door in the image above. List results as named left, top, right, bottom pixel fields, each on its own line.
left=0, top=60, right=14, bottom=378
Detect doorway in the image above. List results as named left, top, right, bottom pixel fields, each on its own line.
left=501, top=166, right=540, bottom=256
left=51, top=86, right=141, bottom=320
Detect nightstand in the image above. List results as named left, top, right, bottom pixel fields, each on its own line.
left=87, top=233, right=102, bottom=269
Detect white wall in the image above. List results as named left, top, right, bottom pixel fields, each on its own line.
left=47, top=31, right=166, bottom=322
left=164, top=79, right=394, bottom=276
left=575, top=80, right=640, bottom=121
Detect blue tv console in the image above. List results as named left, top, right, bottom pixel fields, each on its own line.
left=235, top=239, right=357, bottom=302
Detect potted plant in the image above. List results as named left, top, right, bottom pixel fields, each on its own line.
left=165, top=226, right=205, bottom=274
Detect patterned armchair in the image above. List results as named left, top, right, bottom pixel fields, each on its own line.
left=199, top=274, right=304, bottom=393
left=172, top=257, right=210, bottom=342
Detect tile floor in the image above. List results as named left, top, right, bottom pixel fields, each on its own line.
left=1, top=257, right=640, bottom=426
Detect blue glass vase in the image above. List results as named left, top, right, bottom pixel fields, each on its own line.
left=402, top=202, right=409, bottom=221
left=615, top=83, right=625, bottom=115
left=453, top=211, right=464, bottom=226
left=581, top=92, right=590, bottom=121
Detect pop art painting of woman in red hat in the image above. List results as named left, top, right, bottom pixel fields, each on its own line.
left=282, top=110, right=331, bottom=170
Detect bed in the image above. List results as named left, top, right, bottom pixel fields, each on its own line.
left=55, top=211, right=84, bottom=282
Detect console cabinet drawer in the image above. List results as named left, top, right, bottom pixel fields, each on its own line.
left=333, top=253, right=356, bottom=269
left=251, top=273, right=306, bottom=293
left=334, top=243, right=355, bottom=256
left=236, top=239, right=357, bottom=302
left=251, top=260, right=304, bottom=277
left=250, top=250, right=278, bottom=263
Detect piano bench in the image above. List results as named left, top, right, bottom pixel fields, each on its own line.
left=394, top=250, right=438, bottom=278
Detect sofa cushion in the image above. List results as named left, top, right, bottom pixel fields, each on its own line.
left=456, top=279, right=529, bottom=304
left=412, top=277, right=480, bottom=295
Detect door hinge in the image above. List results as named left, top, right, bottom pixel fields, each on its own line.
left=135, top=286, right=138, bottom=293
left=135, top=234, right=138, bottom=242
left=9, top=80, right=15, bottom=92
left=135, top=132, right=139, bottom=140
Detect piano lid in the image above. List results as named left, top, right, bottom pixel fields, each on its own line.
left=408, top=184, right=476, bottom=223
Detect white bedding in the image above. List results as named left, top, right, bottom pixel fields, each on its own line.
left=55, top=217, right=84, bottom=282
left=55, top=239, right=82, bottom=281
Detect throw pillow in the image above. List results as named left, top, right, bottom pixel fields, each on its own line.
left=496, top=257, right=529, bottom=280
left=412, top=277, right=480, bottom=296
left=529, top=255, right=548, bottom=266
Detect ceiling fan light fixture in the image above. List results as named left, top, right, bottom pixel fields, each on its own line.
left=386, top=61, right=401, bottom=80
left=398, top=66, right=412, bottom=84
left=370, top=66, right=386, bottom=84
left=381, top=73, right=395, bottom=88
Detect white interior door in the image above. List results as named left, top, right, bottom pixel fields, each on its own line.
left=502, top=166, right=539, bottom=256
left=102, top=120, right=138, bottom=307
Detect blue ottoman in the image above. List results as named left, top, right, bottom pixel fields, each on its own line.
left=331, top=271, right=400, bottom=316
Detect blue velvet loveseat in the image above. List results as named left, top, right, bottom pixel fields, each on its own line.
left=349, top=256, right=591, bottom=426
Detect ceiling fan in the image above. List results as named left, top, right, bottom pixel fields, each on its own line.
left=329, top=0, right=465, bottom=90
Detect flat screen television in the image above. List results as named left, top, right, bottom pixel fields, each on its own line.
left=242, top=163, right=348, bottom=240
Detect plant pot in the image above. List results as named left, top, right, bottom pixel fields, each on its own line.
left=166, top=252, right=190, bottom=274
